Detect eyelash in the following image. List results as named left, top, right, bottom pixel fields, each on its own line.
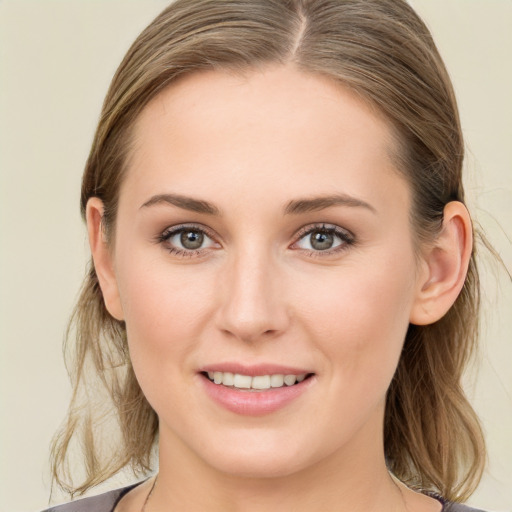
left=155, top=223, right=355, bottom=259
left=155, top=223, right=218, bottom=259
left=293, top=223, right=355, bottom=258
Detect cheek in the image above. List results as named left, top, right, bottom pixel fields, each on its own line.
left=294, top=249, right=417, bottom=390
left=114, top=251, right=216, bottom=388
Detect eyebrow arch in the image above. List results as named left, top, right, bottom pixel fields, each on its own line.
left=284, top=194, right=376, bottom=215
left=140, top=193, right=221, bottom=215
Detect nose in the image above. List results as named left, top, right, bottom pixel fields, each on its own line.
left=215, top=247, right=290, bottom=343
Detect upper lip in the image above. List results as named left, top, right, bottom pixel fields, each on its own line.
left=199, top=362, right=314, bottom=377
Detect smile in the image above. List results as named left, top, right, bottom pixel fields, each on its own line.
left=204, top=371, right=310, bottom=390
left=199, top=367, right=316, bottom=416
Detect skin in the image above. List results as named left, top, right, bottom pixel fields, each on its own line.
left=88, top=65, right=472, bottom=512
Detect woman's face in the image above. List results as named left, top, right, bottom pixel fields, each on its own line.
left=106, top=66, right=427, bottom=477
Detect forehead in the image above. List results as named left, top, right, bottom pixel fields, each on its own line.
left=123, top=65, right=409, bottom=214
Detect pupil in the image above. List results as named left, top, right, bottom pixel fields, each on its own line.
left=181, top=230, right=203, bottom=249
left=311, top=231, right=333, bottom=250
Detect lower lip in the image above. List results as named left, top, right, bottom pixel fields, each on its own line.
left=199, top=374, right=315, bottom=416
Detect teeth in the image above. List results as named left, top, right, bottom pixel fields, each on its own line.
left=233, top=374, right=252, bottom=389
left=206, top=371, right=309, bottom=389
left=270, top=374, right=284, bottom=388
left=222, top=372, right=234, bottom=386
left=252, top=375, right=271, bottom=390
left=284, top=374, right=297, bottom=386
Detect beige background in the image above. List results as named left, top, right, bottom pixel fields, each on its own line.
left=0, top=1, right=510, bottom=511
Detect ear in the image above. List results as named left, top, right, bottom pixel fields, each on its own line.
left=410, top=201, right=473, bottom=326
left=86, top=197, right=124, bottom=321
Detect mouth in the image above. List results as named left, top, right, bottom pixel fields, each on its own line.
left=198, top=366, right=316, bottom=415
left=200, top=371, right=315, bottom=391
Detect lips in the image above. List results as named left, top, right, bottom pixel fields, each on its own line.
left=204, top=371, right=309, bottom=390
left=198, top=363, right=315, bottom=415
left=199, top=362, right=313, bottom=377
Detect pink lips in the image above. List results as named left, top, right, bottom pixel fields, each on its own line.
left=198, top=363, right=315, bottom=416
left=200, top=362, right=311, bottom=376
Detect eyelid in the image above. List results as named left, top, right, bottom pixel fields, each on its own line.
left=290, top=223, right=355, bottom=255
left=159, top=222, right=218, bottom=241
left=293, top=223, right=354, bottom=241
left=155, top=222, right=355, bottom=258
left=156, top=223, right=221, bottom=255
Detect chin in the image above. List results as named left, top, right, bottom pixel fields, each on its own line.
left=216, top=428, right=335, bottom=480
left=206, top=450, right=311, bottom=480
left=182, top=425, right=318, bottom=479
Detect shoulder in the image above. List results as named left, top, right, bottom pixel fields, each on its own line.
left=40, top=483, right=142, bottom=512
left=424, top=491, right=488, bottom=512
left=443, top=500, right=489, bottom=512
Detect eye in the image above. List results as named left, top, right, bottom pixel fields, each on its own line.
left=292, top=224, right=354, bottom=255
left=172, top=229, right=206, bottom=250
left=157, top=224, right=219, bottom=256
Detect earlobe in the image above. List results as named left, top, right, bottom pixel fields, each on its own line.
left=409, top=201, right=473, bottom=326
left=86, top=198, right=124, bottom=321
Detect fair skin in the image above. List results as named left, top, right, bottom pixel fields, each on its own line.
left=88, top=65, right=472, bottom=512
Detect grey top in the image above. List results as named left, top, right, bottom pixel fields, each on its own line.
left=41, top=482, right=488, bottom=512
left=41, top=483, right=140, bottom=512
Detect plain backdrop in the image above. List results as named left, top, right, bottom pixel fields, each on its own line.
left=0, top=1, right=511, bottom=511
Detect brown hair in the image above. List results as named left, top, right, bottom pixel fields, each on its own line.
left=51, top=0, right=485, bottom=501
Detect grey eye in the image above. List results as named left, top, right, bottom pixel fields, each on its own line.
left=180, top=230, right=204, bottom=249
left=295, top=227, right=346, bottom=252
left=164, top=228, right=217, bottom=251
left=309, top=231, right=334, bottom=250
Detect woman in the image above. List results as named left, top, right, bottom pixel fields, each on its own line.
left=44, top=0, right=489, bottom=510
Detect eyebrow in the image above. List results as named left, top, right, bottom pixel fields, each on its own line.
left=140, top=192, right=376, bottom=216
left=140, top=193, right=221, bottom=215
left=284, top=194, right=376, bottom=215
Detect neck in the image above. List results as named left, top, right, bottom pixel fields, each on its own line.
left=149, top=425, right=406, bottom=512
